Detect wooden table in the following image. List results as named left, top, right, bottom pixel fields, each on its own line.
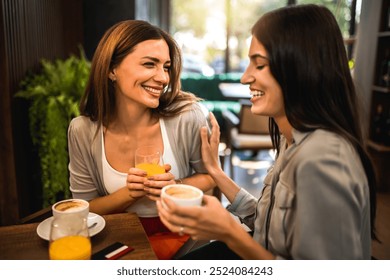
left=0, top=213, right=157, bottom=260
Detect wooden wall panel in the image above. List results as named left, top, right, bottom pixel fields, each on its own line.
left=0, top=0, right=19, bottom=226
left=0, top=0, right=83, bottom=225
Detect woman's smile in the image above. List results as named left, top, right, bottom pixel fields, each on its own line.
left=143, top=85, right=164, bottom=97
left=250, top=89, right=265, bottom=99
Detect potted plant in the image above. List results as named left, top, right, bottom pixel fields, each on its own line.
left=16, top=50, right=90, bottom=207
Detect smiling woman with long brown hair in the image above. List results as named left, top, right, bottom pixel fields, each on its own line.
left=67, top=20, right=216, bottom=259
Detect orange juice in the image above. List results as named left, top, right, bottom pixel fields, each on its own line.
left=49, top=235, right=91, bottom=260
left=136, top=162, right=165, bottom=176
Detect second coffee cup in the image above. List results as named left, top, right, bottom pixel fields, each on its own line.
left=161, top=184, right=203, bottom=207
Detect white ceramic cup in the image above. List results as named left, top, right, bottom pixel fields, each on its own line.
left=52, top=198, right=89, bottom=220
left=161, top=184, right=203, bottom=208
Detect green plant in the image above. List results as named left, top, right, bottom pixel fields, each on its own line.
left=16, top=50, right=90, bottom=207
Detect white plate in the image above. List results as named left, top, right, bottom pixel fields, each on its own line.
left=36, top=212, right=106, bottom=241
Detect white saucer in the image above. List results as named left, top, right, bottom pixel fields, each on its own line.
left=36, top=212, right=106, bottom=241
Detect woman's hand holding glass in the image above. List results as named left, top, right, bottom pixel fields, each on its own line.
left=127, top=165, right=176, bottom=201
left=143, top=164, right=176, bottom=201
left=126, top=167, right=149, bottom=200
left=130, top=146, right=176, bottom=201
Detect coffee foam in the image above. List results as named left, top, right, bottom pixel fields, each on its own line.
left=166, top=187, right=200, bottom=199
left=55, top=201, right=86, bottom=212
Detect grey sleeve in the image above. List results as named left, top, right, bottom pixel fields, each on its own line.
left=185, top=103, right=212, bottom=173
left=68, top=118, right=100, bottom=201
left=167, top=102, right=216, bottom=176
left=227, top=188, right=258, bottom=231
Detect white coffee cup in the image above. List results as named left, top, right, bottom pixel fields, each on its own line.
left=161, top=184, right=203, bottom=207
left=52, top=198, right=89, bottom=219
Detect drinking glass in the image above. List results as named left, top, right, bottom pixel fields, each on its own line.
left=49, top=214, right=91, bottom=260
left=135, top=146, right=165, bottom=176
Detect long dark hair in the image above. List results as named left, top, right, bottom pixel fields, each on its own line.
left=80, top=20, right=199, bottom=128
left=252, top=4, right=377, bottom=240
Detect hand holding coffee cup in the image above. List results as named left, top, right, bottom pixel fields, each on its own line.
left=161, top=184, right=203, bottom=208
left=52, top=198, right=89, bottom=220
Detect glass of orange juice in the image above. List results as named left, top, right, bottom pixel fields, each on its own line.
left=135, top=146, right=165, bottom=176
left=49, top=214, right=91, bottom=260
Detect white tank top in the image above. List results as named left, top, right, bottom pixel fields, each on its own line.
left=102, top=118, right=179, bottom=217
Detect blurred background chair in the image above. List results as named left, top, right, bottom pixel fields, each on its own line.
left=222, top=99, right=274, bottom=180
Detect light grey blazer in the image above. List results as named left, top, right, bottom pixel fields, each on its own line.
left=228, top=129, right=371, bottom=259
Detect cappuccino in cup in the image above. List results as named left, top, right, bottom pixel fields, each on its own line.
left=52, top=199, right=89, bottom=219
left=161, top=184, right=203, bottom=207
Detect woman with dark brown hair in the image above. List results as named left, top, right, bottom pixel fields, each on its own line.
left=158, top=4, right=377, bottom=259
left=67, top=20, right=216, bottom=259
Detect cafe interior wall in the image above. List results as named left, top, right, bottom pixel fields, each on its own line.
left=0, top=0, right=171, bottom=226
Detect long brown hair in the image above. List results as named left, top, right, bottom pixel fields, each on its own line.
left=252, top=4, right=377, bottom=240
left=80, top=20, right=200, bottom=128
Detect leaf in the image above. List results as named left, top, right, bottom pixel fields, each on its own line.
left=15, top=48, right=91, bottom=207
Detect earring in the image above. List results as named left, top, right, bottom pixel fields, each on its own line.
left=109, top=73, right=116, bottom=82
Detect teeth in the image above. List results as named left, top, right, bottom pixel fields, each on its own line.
left=250, top=90, right=265, bottom=97
left=144, top=86, right=162, bottom=94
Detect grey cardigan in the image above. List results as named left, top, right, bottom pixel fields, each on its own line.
left=68, top=102, right=210, bottom=200
left=228, top=129, right=371, bottom=259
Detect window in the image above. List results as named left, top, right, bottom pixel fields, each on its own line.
left=171, top=0, right=360, bottom=75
